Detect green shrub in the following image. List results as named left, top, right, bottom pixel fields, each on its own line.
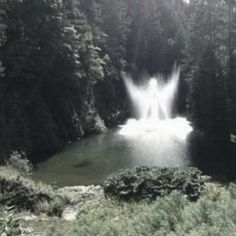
left=36, top=196, right=66, bottom=217
left=103, top=167, right=206, bottom=201
left=45, top=184, right=236, bottom=236
left=0, top=167, right=52, bottom=212
left=177, top=184, right=236, bottom=236
left=0, top=166, right=67, bottom=217
left=6, top=151, right=33, bottom=177
left=45, top=192, right=188, bottom=236
left=0, top=206, right=22, bottom=236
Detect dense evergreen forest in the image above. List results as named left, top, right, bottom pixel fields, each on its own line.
left=0, top=0, right=236, bottom=163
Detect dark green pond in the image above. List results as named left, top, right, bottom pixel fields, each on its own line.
left=33, top=128, right=191, bottom=186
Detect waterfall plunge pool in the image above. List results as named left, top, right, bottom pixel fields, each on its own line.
left=33, top=69, right=194, bottom=186
left=33, top=126, right=193, bottom=187
left=32, top=126, right=234, bottom=187
left=32, top=69, right=234, bottom=186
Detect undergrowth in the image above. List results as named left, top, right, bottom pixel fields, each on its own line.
left=0, top=165, right=67, bottom=217
left=45, top=183, right=236, bottom=236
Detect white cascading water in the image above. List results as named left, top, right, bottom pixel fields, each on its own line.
left=119, top=68, right=193, bottom=167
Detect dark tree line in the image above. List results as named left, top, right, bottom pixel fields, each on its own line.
left=184, top=0, right=236, bottom=141
left=0, top=0, right=235, bottom=161
left=0, top=0, right=186, bottom=161
left=0, top=0, right=105, bottom=160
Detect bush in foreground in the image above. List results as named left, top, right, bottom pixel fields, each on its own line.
left=45, top=184, right=236, bottom=236
left=103, top=167, right=206, bottom=201
left=0, top=167, right=52, bottom=212
left=0, top=167, right=66, bottom=216
left=0, top=206, right=22, bottom=236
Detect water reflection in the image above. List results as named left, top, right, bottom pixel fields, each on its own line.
left=33, top=128, right=192, bottom=186
left=33, top=128, right=236, bottom=186
left=189, top=133, right=235, bottom=181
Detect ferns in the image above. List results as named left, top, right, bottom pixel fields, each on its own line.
left=0, top=206, right=22, bottom=236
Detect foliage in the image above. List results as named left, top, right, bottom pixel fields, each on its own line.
left=43, top=183, right=236, bottom=236
left=0, top=0, right=105, bottom=160
left=189, top=46, right=229, bottom=139
left=0, top=167, right=53, bottom=212
left=44, top=192, right=187, bottom=236
left=103, top=167, right=206, bottom=201
left=0, top=166, right=67, bottom=216
left=0, top=0, right=235, bottom=162
left=0, top=0, right=189, bottom=160
left=183, top=0, right=236, bottom=141
left=36, top=196, right=66, bottom=217
left=228, top=54, right=236, bottom=134
left=0, top=167, right=69, bottom=218
left=126, top=0, right=186, bottom=75
left=0, top=206, right=22, bottom=236
left=6, top=151, right=33, bottom=177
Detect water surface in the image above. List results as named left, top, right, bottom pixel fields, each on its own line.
left=33, top=128, right=191, bottom=186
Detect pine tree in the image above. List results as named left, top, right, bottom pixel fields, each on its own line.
left=227, top=0, right=236, bottom=134
left=0, top=2, right=6, bottom=49
left=190, top=45, right=229, bottom=139
left=62, top=0, right=105, bottom=133
left=100, top=0, right=130, bottom=74
left=126, top=0, right=186, bottom=76
left=0, top=4, right=5, bottom=78
left=80, top=0, right=132, bottom=126
left=0, top=0, right=105, bottom=158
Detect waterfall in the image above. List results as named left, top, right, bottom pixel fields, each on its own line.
left=119, top=68, right=193, bottom=142
left=124, top=69, right=179, bottom=120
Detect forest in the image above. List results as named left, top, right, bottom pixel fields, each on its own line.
left=1, top=0, right=236, bottom=235
left=1, top=0, right=235, bottom=163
